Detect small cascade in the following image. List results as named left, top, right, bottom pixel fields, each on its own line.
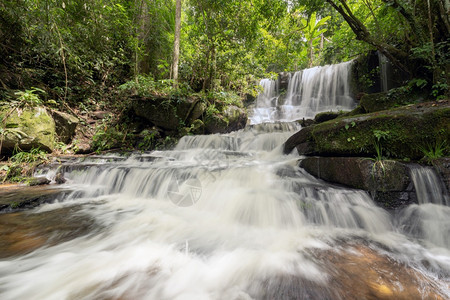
left=397, top=165, right=450, bottom=249
left=378, top=52, right=391, bottom=92
left=410, top=165, right=449, bottom=206
left=256, top=78, right=278, bottom=108
left=250, top=61, right=356, bottom=124
left=251, top=78, right=280, bottom=124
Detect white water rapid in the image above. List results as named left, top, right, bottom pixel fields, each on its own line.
left=0, top=121, right=449, bottom=299
left=250, top=61, right=356, bottom=124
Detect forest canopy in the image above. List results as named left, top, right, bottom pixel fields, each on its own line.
left=0, top=0, right=449, bottom=105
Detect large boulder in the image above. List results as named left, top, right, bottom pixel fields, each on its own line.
left=300, top=157, right=415, bottom=208
left=283, top=126, right=314, bottom=155
left=0, top=106, right=55, bottom=153
left=360, top=90, right=427, bottom=113
left=285, top=100, right=449, bottom=160
left=204, top=105, right=247, bottom=134
left=131, top=96, right=202, bottom=130
left=300, top=157, right=411, bottom=191
left=49, top=110, right=79, bottom=144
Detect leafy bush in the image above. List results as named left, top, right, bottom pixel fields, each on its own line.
left=419, top=139, right=448, bottom=164
left=118, top=75, right=192, bottom=98
left=11, top=148, right=48, bottom=164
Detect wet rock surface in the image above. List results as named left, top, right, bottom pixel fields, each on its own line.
left=309, top=244, right=449, bottom=300
left=0, top=185, right=71, bottom=212
left=299, top=157, right=419, bottom=209
left=0, top=205, right=96, bottom=258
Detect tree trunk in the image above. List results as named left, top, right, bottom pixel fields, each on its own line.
left=172, top=0, right=182, bottom=88
left=325, top=0, right=411, bottom=76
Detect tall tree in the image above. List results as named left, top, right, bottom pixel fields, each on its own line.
left=172, top=0, right=182, bottom=87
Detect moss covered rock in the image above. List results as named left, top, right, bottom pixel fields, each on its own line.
left=1, top=106, right=56, bottom=153
left=285, top=100, right=449, bottom=160
left=204, top=105, right=247, bottom=134
left=50, top=110, right=79, bottom=144
left=131, top=96, right=201, bottom=130
left=360, top=88, right=427, bottom=113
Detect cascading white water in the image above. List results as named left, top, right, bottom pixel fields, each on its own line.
left=396, top=166, right=450, bottom=249
left=1, top=123, right=449, bottom=299
left=250, top=61, right=356, bottom=124
left=378, top=52, right=391, bottom=92
left=409, top=166, right=449, bottom=206
left=251, top=78, right=279, bottom=124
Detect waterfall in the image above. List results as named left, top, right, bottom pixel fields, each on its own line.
left=396, top=165, right=449, bottom=249
left=250, top=61, right=356, bottom=124
left=409, top=165, right=449, bottom=206
left=250, top=78, right=279, bottom=124
left=256, top=78, right=278, bottom=108
left=378, top=52, right=391, bottom=92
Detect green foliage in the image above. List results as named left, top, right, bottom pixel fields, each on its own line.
left=1, top=147, right=48, bottom=183
left=372, top=129, right=390, bottom=161
left=92, top=125, right=127, bottom=153
left=137, top=130, right=158, bottom=150
left=118, top=75, right=192, bottom=98
left=419, top=139, right=448, bottom=163
left=11, top=148, right=48, bottom=164
left=14, top=88, right=45, bottom=106
left=206, top=91, right=243, bottom=108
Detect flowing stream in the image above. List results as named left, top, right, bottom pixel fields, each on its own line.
left=0, top=123, right=449, bottom=299
left=0, top=63, right=449, bottom=298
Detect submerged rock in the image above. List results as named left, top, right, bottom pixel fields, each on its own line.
left=0, top=106, right=56, bottom=153
left=0, top=185, right=70, bottom=212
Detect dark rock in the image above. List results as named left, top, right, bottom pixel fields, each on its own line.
left=370, top=190, right=417, bottom=210
left=433, top=158, right=450, bottom=192
left=278, top=72, right=291, bottom=91
left=186, top=100, right=206, bottom=124
left=50, top=110, right=79, bottom=144
left=54, top=172, right=66, bottom=184
left=131, top=96, right=204, bottom=130
left=91, top=111, right=111, bottom=120
left=204, top=105, right=247, bottom=134
left=27, top=177, right=50, bottom=186
left=283, top=127, right=314, bottom=155
left=300, top=157, right=410, bottom=191
left=0, top=185, right=71, bottom=212
left=314, top=111, right=341, bottom=123
left=342, top=105, right=366, bottom=117
left=300, top=157, right=417, bottom=209
left=243, top=93, right=256, bottom=107
left=360, top=90, right=427, bottom=113
left=75, top=142, right=92, bottom=154
left=298, top=118, right=315, bottom=127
